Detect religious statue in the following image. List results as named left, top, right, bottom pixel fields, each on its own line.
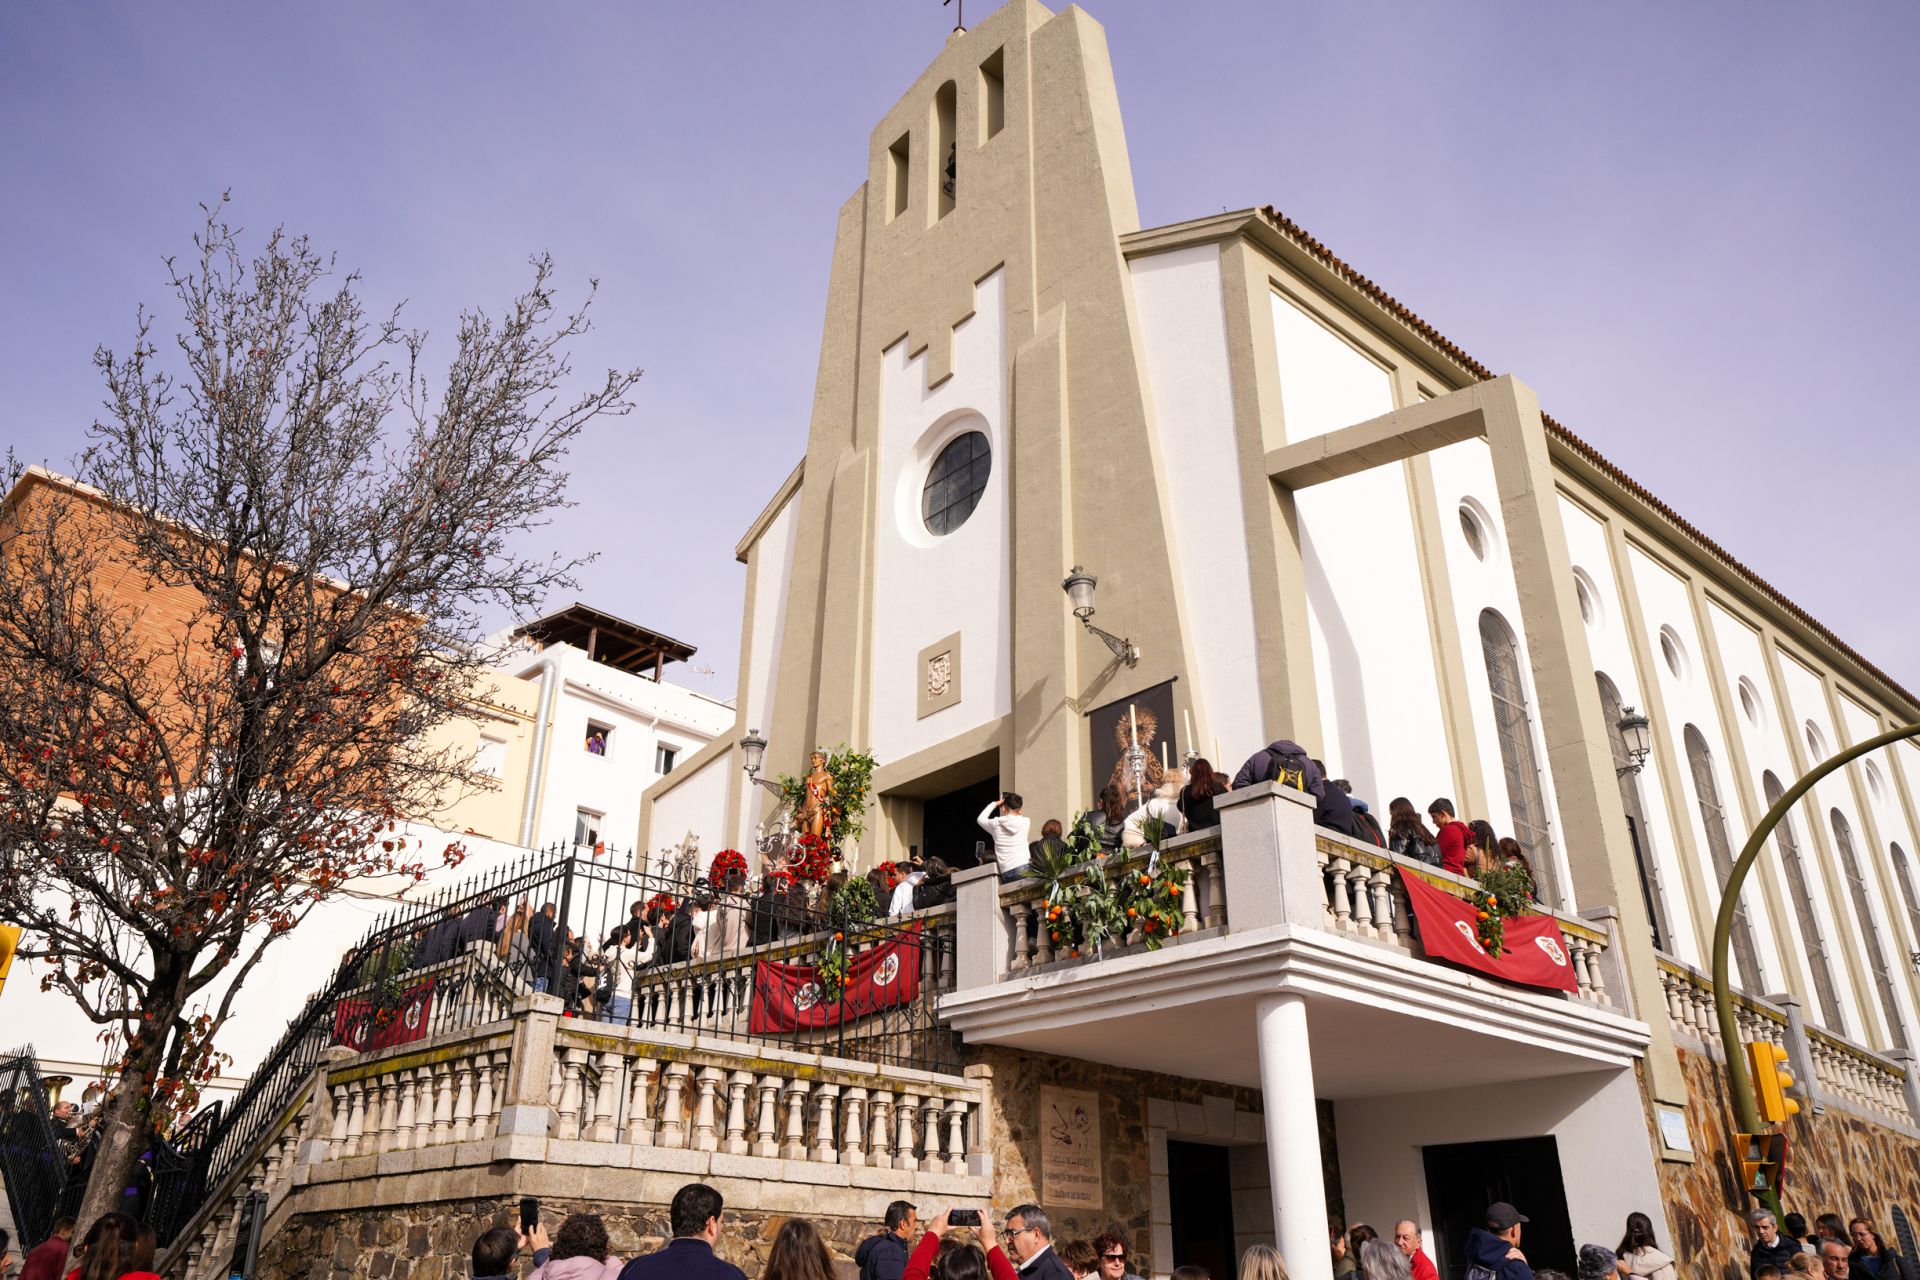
left=799, top=749, right=837, bottom=843
left=1105, top=705, right=1167, bottom=805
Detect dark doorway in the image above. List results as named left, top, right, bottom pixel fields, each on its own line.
left=1169, top=1140, right=1237, bottom=1280
left=922, top=775, right=1001, bottom=869
left=1421, top=1136, right=1573, bottom=1280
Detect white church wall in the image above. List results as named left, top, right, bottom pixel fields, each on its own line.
left=1777, top=654, right=1916, bottom=1048
left=871, top=268, right=1011, bottom=765
left=1128, top=247, right=1264, bottom=769
left=1558, top=498, right=1699, bottom=966
left=1264, top=287, right=1452, bottom=809
left=1428, top=438, right=1574, bottom=910
left=649, top=750, right=734, bottom=876
left=1626, top=547, right=1787, bottom=994
left=1709, top=603, right=1862, bottom=1036
left=1336, top=1067, right=1668, bottom=1276
left=738, top=490, right=800, bottom=851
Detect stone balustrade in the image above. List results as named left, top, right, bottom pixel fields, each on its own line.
left=545, top=1024, right=985, bottom=1176
left=162, top=997, right=989, bottom=1280
left=1654, top=953, right=1918, bottom=1131
left=1000, top=832, right=1225, bottom=975
left=1311, top=831, right=1616, bottom=1008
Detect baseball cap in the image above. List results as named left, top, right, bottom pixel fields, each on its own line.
left=1487, top=1204, right=1530, bottom=1230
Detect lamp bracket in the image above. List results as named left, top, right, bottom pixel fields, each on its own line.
left=1082, top=618, right=1139, bottom=667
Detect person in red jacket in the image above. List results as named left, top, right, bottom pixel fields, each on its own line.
left=903, top=1210, right=1017, bottom=1280
left=1428, top=798, right=1473, bottom=875
left=1396, top=1220, right=1440, bottom=1280
left=18, top=1217, right=75, bottom=1280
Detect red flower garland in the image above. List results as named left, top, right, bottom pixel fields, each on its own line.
left=792, top=833, right=832, bottom=882
left=644, top=892, right=676, bottom=916
left=709, top=848, right=748, bottom=886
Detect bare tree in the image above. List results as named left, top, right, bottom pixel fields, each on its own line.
left=0, top=199, right=640, bottom=1229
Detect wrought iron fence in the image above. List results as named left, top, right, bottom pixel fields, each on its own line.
left=197, top=843, right=961, bottom=1195
left=0, top=1047, right=73, bottom=1250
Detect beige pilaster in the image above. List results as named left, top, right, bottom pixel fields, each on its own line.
left=1478, top=375, right=1686, bottom=1103
left=1220, top=238, right=1320, bottom=750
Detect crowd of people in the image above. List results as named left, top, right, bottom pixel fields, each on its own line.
left=1748, top=1208, right=1916, bottom=1280
left=1, top=1211, right=160, bottom=1280
left=923, top=734, right=1543, bottom=900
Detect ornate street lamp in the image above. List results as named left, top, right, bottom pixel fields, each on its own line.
left=739, top=729, right=783, bottom=796
left=1617, top=707, right=1652, bottom=776
left=1062, top=565, right=1139, bottom=667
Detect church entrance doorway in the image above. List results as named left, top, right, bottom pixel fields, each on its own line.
left=922, top=774, right=1001, bottom=869
left=1168, top=1139, right=1238, bottom=1279
left=1421, top=1136, right=1574, bottom=1280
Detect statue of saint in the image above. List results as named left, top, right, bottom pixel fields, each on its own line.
left=799, top=749, right=837, bottom=842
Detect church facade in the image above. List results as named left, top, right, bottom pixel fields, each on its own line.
left=642, top=2, right=1920, bottom=1273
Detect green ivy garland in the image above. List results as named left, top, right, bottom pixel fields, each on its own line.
left=1028, top=815, right=1191, bottom=958
left=1471, top=865, right=1536, bottom=957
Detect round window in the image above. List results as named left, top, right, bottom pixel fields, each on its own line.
left=1659, top=627, right=1688, bottom=682
left=922, top=430, right=991, bottom=536
left=1737, top=677, right=1764, bottom=729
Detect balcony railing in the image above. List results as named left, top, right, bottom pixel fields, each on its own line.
left=1655, top=952, right=1920, bottom=1131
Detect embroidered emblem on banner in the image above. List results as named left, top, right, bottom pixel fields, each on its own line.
left=873, top=953, right=901, bottom=987
left=793, top=982, right=824, bottom=1012
left=1534, top=935, right=1568, bottom=966
left=1453, top=920, right=1488, bottom=954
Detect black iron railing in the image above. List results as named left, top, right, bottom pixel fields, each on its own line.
left=0, top=1048, right=74, bottom=1249
left=196, top=844, right=961, bottom=1197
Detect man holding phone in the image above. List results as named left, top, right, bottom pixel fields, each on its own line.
left=977, top=793, right=1032, bottom=882
left=469, top=1221, right=550, bottom=1280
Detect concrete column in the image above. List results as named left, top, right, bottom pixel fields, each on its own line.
left=1216, top=781, right=1322, bottom=930
left=954, top=863, right=1011, bottom=990
left=1255, top=993, right=1331, bottom=1280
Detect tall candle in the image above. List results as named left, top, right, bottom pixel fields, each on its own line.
left=1184, top=708, right=1195, bottom=755
left=1213, top=735, right=1221, bottom=764
left=1160, top=741, right=1168, bottom=771
left=1129, top=703, right=1138, bottom=747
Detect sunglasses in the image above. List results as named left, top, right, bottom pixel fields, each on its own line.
left=1104, top=1255, right=1127, bottom=1261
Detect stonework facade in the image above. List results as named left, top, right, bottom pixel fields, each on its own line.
left=1650, top=1049, right=1920, bottom=1280
left=256, top=1195, right=879, bottom=1280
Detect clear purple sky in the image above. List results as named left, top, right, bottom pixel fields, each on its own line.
left=4, top=1, right=1916, bottom=699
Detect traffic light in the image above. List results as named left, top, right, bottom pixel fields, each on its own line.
left=1735, top=1130, right=1787, bottom=1195
left=0, top=923, right=20, bottom=997
left=1748, top=1040, right=1801, bottom=1123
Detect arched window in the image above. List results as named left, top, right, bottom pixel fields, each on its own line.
left=1830, top=810, right=1907, bottom=1048
left=1478, top=609, right=1555, bottom=899
left=1683, top=725, right=1763, bottom=989
left=1764, top=772, right=1844, bottom=1031
left=1892, top=842, right=1920, bottom=952
left=1597, top=672, right=1671, bottom=950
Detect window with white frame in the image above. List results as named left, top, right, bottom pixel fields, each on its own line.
left=584, top=721, right=612, bottom=756
left=475, top=735, right=506, bottom=778
left=1830, top=809, right=1907, bottom=1048
left=655, top=744, right=678, bottom=775
left=574, top=808, right=603, bottom=848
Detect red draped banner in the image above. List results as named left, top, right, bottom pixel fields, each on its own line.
left=1397, top=870, right=1578, bottom=993
left=331, top=979, right=436, bottom=1051
left=749, top=926, right=923, bottom=1033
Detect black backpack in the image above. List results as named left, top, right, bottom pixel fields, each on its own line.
left=1264, top=750, right=1310, bottom=791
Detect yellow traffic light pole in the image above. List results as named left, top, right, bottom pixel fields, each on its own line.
left=1712, top=722, right=1920, bottom=1202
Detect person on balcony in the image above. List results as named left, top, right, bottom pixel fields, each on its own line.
left=1232, top=737, right=1323, bottom=793
left=1082, top=786, right=1130, bottom=851
left=1426, top=800, right=1473, bottom=875
left=1387, top=800, right=1441, bottom=866
left=913, top=857, right=956, bottom=910
left=856, top=1202, right=919, bottom=1280
left=1123, top=778, right=1188, bottom=849
left=1464, top=1202, right=1533, bottom=1280
left=528, top=901, right=560, bottom=992
left=1750, top=1211, right=1802, bottom=1279
left=1847, top=1221, right=1913, bottom=1280
left=1613, top=1213, right=1675, bottom=1280
left=1031, top=818, right=1071, bottom=865
left=1178, top=759, right=1229, bottom=832
left=979, top=793, right=1033, bottom=882
left=1309, top=761, right=1358, bottom=837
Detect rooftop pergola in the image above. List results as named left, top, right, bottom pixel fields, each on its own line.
left=512, top=603, right=696, bottom=680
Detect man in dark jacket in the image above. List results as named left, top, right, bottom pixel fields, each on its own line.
left=1464, top=1202, right=1533, bottom=1280
left=856, top=1201, right=918, bottom=1280
left=1751, top=1210, right=1803, bottom=1279
left=619, top=1182, right=748, bottom=1280
left=1232, top=738, right=1327, bottom=794
left=1006, top=1205, right=1075, bottom=1280
left=1312, top=761, right=1359, bottom=837
left=470, top=1223, right=549, bottom=1280
left=527, top=902, right=559, bottom=991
